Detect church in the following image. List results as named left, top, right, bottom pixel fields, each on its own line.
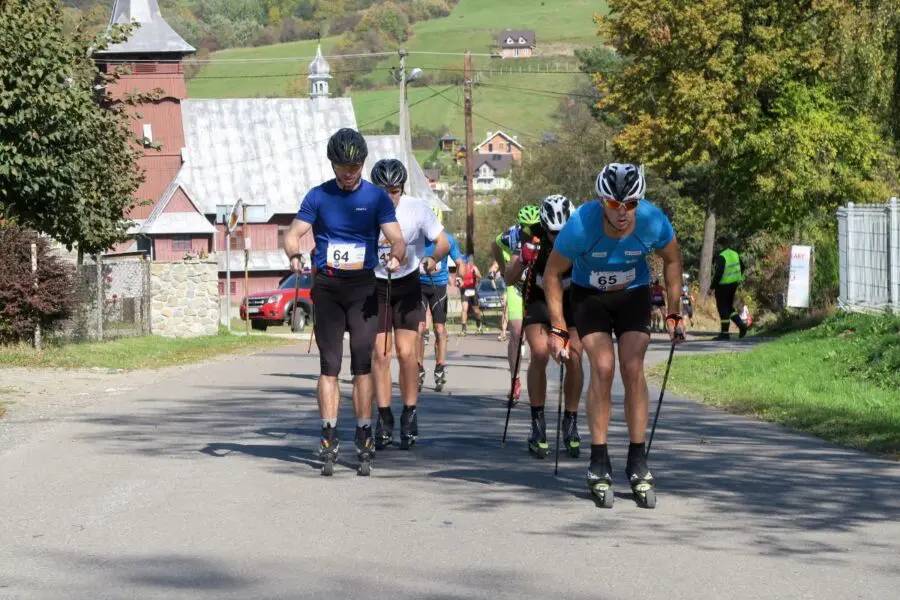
left=96, top=0, right=446, bottom=299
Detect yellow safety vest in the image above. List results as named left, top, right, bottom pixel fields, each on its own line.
left=719, top=249, right=744, bottom=284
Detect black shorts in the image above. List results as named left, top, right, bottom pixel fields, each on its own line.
left=312, top=271, right=379, bottom=377
left=523, top=289, right=575, bottom=329
left=570, top=284, right=651, bottom=339
left=460, top=287, right=478, bottom=304
left=421, top=283, right=449, bottom=325
left=376, top=271, right=424, bottom=333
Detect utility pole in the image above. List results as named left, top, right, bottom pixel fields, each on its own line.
left=398, top=49, right=412, bottom=168
left=464, top=51, right=475, bottom=257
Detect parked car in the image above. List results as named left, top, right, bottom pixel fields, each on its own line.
left=239, top=271, right=313, bottom=332
left=477, top=278, right=506, bottom=311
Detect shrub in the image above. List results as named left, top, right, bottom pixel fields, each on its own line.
left=0, top=225, right=76, bottom=344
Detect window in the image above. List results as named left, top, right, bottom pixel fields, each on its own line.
left=493, top=154, right=502, bottom=160
left=507, top=143, right=512, bottom=152
left=514, top=48, right=519, bottom=57
left=141, top=123, right=153, bottom=147
left=506, top=37, right=514, bottom=45
left=488, top=143, right=493, bottom=152
left=277, top=226, right=289, bottom=251
left=518, top=37, right=527, bottom=44
left=134, top=63, right=158, bottom=74
left=229, top=233, right=244, bottom=251
left=171, top=235, right=191, bottom=251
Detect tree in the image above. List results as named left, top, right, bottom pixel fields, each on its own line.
left=0, top=0, right=144, bottom=255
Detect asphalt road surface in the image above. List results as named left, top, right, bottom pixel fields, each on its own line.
left=1, top=334, right=898, bottom=599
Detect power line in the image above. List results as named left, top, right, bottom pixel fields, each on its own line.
left=477, top=81, right=598, bottom=100
left=423, top=84, right=539, bottom=141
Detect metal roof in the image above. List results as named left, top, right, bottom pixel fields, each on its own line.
left=137, top=173, right=215, bottom=235
left=179, top=98, right=358, bottom=220
left=218, top=250, right=290, bottom=272
left=98, top=0, right=196, bottom=55
left=308, top=44, right=332, bottom=78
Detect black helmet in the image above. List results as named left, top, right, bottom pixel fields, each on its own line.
left=595, top=163, right=645, bottom=203
left=327, top=128, right=368, bottom=165
left=370, top=158, right=408, bottom=188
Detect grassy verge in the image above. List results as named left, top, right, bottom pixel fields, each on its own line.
left=0, top=331, right=295, bottom=371
left=651, top=312, right=900, bottom=457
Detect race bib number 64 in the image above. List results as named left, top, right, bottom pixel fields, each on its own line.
left=327, top=242, right=366, bottom=270
left=589, top=269, right=635, bottom=291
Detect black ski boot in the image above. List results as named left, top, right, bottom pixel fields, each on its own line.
left=434, top=364, right=447, bottom=392
left=319, top=425, right=340, bottom=476
left=400, top=405, right=418, bottom=450
left=527, top=408, right=549, bottom=459
left=355, top=425, right=375, bottom=476
left=418, top=363, right=425, bottom=392
left=587, top=446, right=613, bottom=508
left=626, top=443, right=656, bottom=508
left=562, top=411, right=581, bottom=458
left=375, top=407, right=394, bottom=450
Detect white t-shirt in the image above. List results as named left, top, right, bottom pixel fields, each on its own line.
left=375, top=194, right=444, bottom=279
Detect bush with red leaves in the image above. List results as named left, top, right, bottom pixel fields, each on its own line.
left=0, top=225, right=76, bottom=344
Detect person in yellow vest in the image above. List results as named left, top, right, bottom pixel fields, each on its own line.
left=710, top=237, right=748, bottom=340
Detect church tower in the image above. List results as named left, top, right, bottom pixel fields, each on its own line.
left=308, top=44, right=332, bottom=100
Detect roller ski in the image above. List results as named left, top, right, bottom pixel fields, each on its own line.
left=318, top=425, right=340, bottom=477
left=375, top=408, right=394, bottom=450
left=399, top=405, right=418, bottom=450
left=587, top=457, right=614, bottom=509
left=527, top=410, right=549, bottom=459
left=418, top=364, right=425, bottom=392
left=626, top=448, right=656, bottom=509
left=434, top=364, right=447, bottom=392
left=355, top=425, right=375, bottom=476
left=562, top=411, right=581, bottom=458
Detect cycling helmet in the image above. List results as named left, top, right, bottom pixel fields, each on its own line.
left=595, top=163, right=645, bottom=202
left=517, top=205, right=541, bottom=227
left=370, top=158, right=408, bottom=188
left=540, top=194, right=573, bottom=233
left=326, top=128, right=368, bottom=165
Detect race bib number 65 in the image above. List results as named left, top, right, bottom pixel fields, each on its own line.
left=327, top=242, right=366, bottom=270
left=589, top=269, right=635, bottom=291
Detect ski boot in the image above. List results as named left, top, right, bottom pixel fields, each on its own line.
left=355, top=425, right=375, bottom=476
left=434, top=364, right=447, bottom=392
left=562, top=411, right=581, bottom=458
left=375, top=408, right=394, bottom=450
left=418, top=364, right=426, bottom=392
left=732, top=315, right=748, bottom=339
left=527, top=410, right=549, bottom=459
left=400, top=405, right=418, bottom=450
left=319, top=425, right=340, bottom=477
left=626, top=452, right=656, bottom=509
left=460, top=324, right=467, bottom=337
left=587, top=457, right=614, bottom=508
left=476, top=322, right=484, bottom=335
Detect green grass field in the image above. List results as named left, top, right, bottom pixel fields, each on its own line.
left=187, top=0, right=606, bottom=135
left=652, top=312, right=900, bottom=456
left=0, top=331, right=295, bottom=371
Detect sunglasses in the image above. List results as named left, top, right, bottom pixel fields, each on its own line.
left=602, top=198, right=639, bottom=210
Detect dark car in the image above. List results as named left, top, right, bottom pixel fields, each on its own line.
left=240, top=271, right=313, bottom=332
left=477, top=278, right=506, bottom=311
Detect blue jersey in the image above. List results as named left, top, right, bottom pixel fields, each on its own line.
left=554, top=200, right=674, bottom=291
left=297, top=179, right=397, bottom=273
left=421, top=232, right=462, bottom=286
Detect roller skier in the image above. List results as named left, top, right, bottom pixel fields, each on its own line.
left=544, top=163, right=686, bottom=507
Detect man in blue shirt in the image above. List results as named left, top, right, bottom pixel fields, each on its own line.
left=283, top=128, right=406, bottom=476
left=417, top=229, right=464, bottom=391
left=544, top=163, right=686, bottom=508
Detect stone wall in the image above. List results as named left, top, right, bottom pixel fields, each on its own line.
left=150, top=257, right=220, bottom=337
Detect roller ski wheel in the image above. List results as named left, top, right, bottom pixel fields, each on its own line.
left=374, top=410, right=394, bottom=451
left=400, top=406, right=418, bottom=451
left=319, top=426, right=339, bottom=477
left=626, top=462, right=656, bottom=509
left=434, top=365, right=446, bottom=393
left=587, top=465, right=614, bottom=509
left=562, top=413, right=581, bottom=459
left=355, top=425, right=375, bottom=477
left=527, top=412, right=549, bottom=459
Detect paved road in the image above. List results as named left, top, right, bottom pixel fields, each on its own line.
left=1, top=335, right=898, bottom=599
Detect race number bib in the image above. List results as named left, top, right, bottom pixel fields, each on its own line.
left=378, top=240, right=408, bottom=266
left=589, top=269, right=635, bottom=291
left=464, top=289, right=476, bottom=298
left=327, top=242, right=366, bottom=270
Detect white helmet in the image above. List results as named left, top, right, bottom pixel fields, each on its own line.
left=539, top=194, right=573, bottom=233
left=595, top=163, right=645, bottom=203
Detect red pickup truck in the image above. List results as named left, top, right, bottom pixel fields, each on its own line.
left=239, top=271, right=313, bottom=332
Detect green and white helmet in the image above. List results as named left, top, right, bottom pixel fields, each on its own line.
left=517, top=204, right=541, bottom=227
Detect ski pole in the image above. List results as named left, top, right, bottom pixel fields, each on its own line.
left=291, top=268, right=302, bottom=332
left=554, top=359, right=565, bottom=476
left=646, top=340, right=676, bottom=458
left=306, top=302, right=316, bottom=354
left=383, top=266, right=392, bottom=357
left=501, top=266, right=534, bottom=447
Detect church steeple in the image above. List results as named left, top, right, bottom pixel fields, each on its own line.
left=308, top=44, right=332, bottom=99
left=97, top=0, right=195, bottom=57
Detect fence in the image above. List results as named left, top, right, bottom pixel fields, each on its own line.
left=65, top=255, right=152, bottom=342
left=836, top=197, right=900, bottom=313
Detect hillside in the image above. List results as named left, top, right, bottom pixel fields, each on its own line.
left=188, top=0, right=607, bottom=140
